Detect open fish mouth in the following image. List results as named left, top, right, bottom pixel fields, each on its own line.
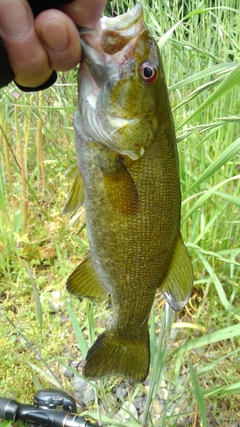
left=78, top=4, right=145, bottom=71
left=75, top=3, right=155, bottom=158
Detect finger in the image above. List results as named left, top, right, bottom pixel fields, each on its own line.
left=0, top=0, right=52, bottom=88
left=35, top=10, right=81, bottom=72
left=61, top=0, right=107, bottom=27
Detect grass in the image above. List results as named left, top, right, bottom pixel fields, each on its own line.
left=0, top=0, right=240, bottom=425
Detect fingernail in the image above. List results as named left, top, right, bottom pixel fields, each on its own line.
left=0, top=0, right=31, bottom=39
left=40, top=21, right=69, bottom=52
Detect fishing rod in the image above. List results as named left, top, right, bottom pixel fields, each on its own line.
left=0, top=389, right=101, bottom=427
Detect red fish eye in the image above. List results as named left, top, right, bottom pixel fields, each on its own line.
left=139, top=62, right=158, bottom=83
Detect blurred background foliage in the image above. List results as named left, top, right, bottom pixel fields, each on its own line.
left=0, top=0, right=239, bottom=426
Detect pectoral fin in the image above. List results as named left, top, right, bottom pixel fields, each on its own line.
left=103, top=157, right=138, bottom=214
left=66, top=254, right=106, bottom=302
left=161, top=235, right=193, bottom=310
left=64, top=163, right=79, bottom=179
left=62, top=170, right=84, bottom=214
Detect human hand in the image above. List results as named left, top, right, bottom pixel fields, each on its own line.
left=0, top=0, right=107, bottom=89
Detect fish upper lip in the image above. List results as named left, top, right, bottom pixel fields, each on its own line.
left=78, top=4, right=143, bottom=34
left=78, top=4, right=145, bottom=64
left=101, top=4, right=143, bottom=32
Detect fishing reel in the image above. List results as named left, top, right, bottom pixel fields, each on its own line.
left=33, top=389, right=77, bottom=413
left=0, top=388, right=99, bottom=427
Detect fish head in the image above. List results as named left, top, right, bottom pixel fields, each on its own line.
left=77, top=5, right=169, bottom=160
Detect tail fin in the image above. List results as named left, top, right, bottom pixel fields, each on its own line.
left=83, top=328, right=150, bottom=384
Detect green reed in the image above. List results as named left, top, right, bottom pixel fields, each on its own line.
left=0, top=1, right=239, bottom=426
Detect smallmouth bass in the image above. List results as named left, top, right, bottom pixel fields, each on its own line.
left=64, top=4, right=193, bottom=384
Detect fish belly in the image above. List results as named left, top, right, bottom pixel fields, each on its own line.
left=80, top=137, right=180, bottom=335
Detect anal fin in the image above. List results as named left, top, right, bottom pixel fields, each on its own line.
left=66, top=254, right=106, bottom=302
left=161, top=235, right=193, bottom=310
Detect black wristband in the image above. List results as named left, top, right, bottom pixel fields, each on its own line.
left=14, top=70, right=58, bottom=92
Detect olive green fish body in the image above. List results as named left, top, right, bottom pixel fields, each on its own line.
left=83, top=137, right=180, bottom=319
left=65, top=4, right=193, bottom=383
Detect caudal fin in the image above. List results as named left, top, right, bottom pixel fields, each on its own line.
left=83, top=328, right=150, bottom=384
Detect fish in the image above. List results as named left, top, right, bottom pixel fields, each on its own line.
left=63, top=4, right=193, bottom=384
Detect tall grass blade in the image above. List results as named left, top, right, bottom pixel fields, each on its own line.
left=197, top=348, right=240, bottom=376
left=173, top=324, right=240, bottom=356
left=66, top=302, right=89, bottom=358
left=25, top=261, right=43, bottom=335
left=188, top=360, right=207, bottom=427
left=158, top=8, right=215, bottom=49
left=197, top=251, right=238, bottom=316
left=0, top=0, right=239, bottom=421
left=182, top=175, right=240, bottom=222
left=0, top=421, right=12, bottom=427
left=31, top=372, right=43, bottom=391
left=4, top=311, right=62, bottom=387
left=183, top=137, right=240, bottom=195
left=173, top=323, right=240, bottom=380
left=180, top=62, right=240, bottom=127
left=26, top=361, right=62, bottom=388
left=142, top=306, right=171, bottom=427
left=187, top=243, right=240, bottom=268
left=86, top=300, right=95, bottom=348
left=204, top=381, right=240, bottom=398
left=177, top=117, right=240, bottom=143
left=214, top=191, right=240, bottom=207
left=169, top=63, right=236, bottom=92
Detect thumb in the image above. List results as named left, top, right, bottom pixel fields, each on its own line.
left=0, top=0, right=52, bottom=88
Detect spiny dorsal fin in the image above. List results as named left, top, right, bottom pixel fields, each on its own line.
left=66, top=254, right=106, bottom=302
left=161, top=235, right=193, bottom=310
left=62, top=170, right=84, bottom=214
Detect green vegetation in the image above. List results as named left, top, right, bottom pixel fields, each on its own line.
left=0, top=0, right=239, bottom=426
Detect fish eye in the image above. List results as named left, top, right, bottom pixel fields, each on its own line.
left=139, top=62, right=158, bottom=84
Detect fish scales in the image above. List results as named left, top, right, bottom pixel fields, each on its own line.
left=84, top=142, right=179, bottom=327
left=64, top=4, right=193, bottom=383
